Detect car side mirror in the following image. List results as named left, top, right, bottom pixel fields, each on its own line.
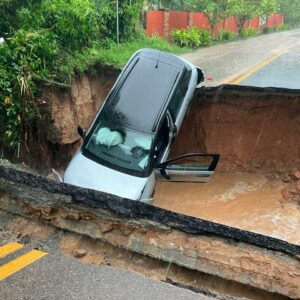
left=77, top=126, right=86, bottom=140
left=196, top=67, right=205, bottom=85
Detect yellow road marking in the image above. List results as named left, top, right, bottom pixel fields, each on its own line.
left=0, top=242, right=24, bottom=258
left=0, top=249, right=47, bottom=280
left=224, top=51, right=286, bottom=85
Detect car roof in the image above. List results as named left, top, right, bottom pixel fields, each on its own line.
left=101, top=49, right=193, bottom=134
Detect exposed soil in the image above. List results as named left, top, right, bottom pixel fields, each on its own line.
left=0, top=212, right=288, bottom=300
left=154, top=172, right=300, bottom=245
left=171, top=88, right=300, bottom=173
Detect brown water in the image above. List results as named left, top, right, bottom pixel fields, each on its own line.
left=154, top=172, right=300, bottom=245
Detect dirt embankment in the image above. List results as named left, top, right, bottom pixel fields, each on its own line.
left=20, top=68, right=300, bottom=179
left=21, top=67, right=119, bottom=172
left=171, top=87, right=300, bottom=174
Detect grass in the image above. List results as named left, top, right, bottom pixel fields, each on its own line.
left=59, top=35, right=187, bottom=80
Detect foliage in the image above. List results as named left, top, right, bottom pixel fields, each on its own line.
left=94, top=0, right=144, bottom=42
left=172, top=27, right=211, bottom=48
left=262, top=26, right=273, bottom=33
left=170, top=0, right=229, bottom=33
left=0, top=28, right=59, bottom=147
left=217, top=29, right=237, bottom=41
left=196, top=0, right=229, bottom=34
left=198, top=28, right=212, bottom=46
left=276, top=23, right=292, bottom=31
left=240, top=27, right=258, bottom=38
left=64, top=34, right=185, bottom=74
left=261, top=24, right=290, bottom=33
left=226, top=0, right=260, bottom=35
left=260, top=0, right=279, bottom=17
left=279, top=0, right=300, bottom=26
left=0, top=0, right=144, bottom=149
left=172, top=27, right=201, bottom=48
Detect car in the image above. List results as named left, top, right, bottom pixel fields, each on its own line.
left=63, top=49, right=220, bottom=201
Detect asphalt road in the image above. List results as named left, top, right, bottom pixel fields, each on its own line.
left=0, top=243, right=212, bottom=300
left=182, top=28, right=300, bottom=89
left=239, top=49, right=300, bottom=88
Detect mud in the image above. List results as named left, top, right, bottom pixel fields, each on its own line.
left=154, top=172, right=300, bottom=245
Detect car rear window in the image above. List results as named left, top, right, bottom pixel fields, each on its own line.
left=103, top=56, right=180, bottom=133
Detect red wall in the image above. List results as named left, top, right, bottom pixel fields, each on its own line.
left=191, top=12, right=210, bottom=31
left=146, top=10, right=284, bottom=38
left=169, top=11, right=189, bottom=30
left=146, top=10, right=164, bottom=36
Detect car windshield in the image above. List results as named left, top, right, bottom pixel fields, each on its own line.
left=83, top=120, right=154, bottom=177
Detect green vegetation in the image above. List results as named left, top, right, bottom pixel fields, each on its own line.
left=240, top=27, right=258, bottom=38
left=0, top=0, right=297, bottom=151
left=0, top=0, right=182, bottom=149
left=63, top=35, right=185, bottom=77
left=153, top=0, right=280, bottom=36
left=217, top=29, right=237, bottom=41
left=278, top=0, right=300, bottom=26
left=172, top=27, right=211, bottom=48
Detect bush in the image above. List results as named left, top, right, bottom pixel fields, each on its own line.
left=95, top=0, right=143, bottom=42
left=240, top=28, right=258, bottom=38
left=217, top=29, right=237, bottom=41
left=0, top=0, right=145, bottom=149
left=172, top=27, right=211, bottom=48
left=198, top=28, right=212, bottom=46
left=0, top=29, right=59, bottom=147
left=276, top=24, right=292, bottom=31
left=262, top=26, right=273, bottom=34
left=172, top=27, right=200, bottom=48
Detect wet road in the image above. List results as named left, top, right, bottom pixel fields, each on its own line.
left=239, top=50, right=300, bottom=88
left=181, top=28, right=300, bottom=89
left=0, top=243, right=212, bottom=300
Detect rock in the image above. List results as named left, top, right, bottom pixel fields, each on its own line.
left=282, top=174, right=292, bottom=183
left=73, top=249, right=87, bottom=258
left=290, top=168, right=300, bottom=180
left=280, top=188, right=293, bottom=203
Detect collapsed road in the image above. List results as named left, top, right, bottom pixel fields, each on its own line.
left=1, top=82, right=300, bottom=299
left=0, top=164, right=299, bottom=299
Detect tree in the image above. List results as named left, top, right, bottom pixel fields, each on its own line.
left=279, top=0, right=300, bottom=25
left=227, top=0, right=261, bottom=35
left=182, top=0, right=228, bottom=34
left=199, top=0, right=229, bottom=33
left=261, top=0, right=279, bottom=17
left=227, top=0, right=279, bottom=35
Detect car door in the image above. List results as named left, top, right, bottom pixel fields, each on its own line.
left=155, top=153, right=220, bottom=182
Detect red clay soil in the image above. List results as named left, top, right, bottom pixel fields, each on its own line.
left=170, top=88, right=300, bottom=173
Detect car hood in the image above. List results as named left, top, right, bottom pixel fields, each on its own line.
left=64, top=151, right=148, bottom=201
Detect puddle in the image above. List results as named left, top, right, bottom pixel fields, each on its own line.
left=154, top=172, right=300, bottom=245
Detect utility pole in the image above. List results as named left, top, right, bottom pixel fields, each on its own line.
left=116, top=0, right=120, bottom=48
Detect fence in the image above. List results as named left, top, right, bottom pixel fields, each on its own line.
left=146, top=10, right=284, bottom=38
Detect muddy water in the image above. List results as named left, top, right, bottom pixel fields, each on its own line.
left=154, top=172, right=300, bottom=245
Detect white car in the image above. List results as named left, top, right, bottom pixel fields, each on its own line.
left=64, top=49, right=220, bottom=201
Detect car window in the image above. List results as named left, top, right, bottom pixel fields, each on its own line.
left=153, top=117, right=170, bottom=163
left=169, top=70, right=191, bottom=120
left=83, top=121, right=154, bottom=177
left=103, top=56, right=180, bottom=133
